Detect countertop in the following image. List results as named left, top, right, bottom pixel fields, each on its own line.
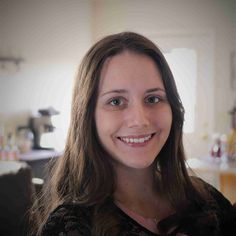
left=186, top=157, right=236, bottom=174
left=18, top=149, right=63, bottom=161
left=0, top=160, right=29, bottom=175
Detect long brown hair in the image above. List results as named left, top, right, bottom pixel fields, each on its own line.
left=32, top=32, right=205, bottom=235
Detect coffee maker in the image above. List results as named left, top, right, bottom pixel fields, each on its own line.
left=29, top=107, right=59, bottom=150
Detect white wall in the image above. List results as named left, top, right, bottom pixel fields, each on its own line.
left=0, top=0, right=235, bottom=156
left=0, top=0, right=92, bottom=150
left=233, top=0, right=236, bottom=103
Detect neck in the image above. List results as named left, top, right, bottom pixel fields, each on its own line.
left=113, top=163, right=160, bottom=217
left=112, top=163, right=173, bottom=221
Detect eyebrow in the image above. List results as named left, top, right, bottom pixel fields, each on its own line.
left=146, top=88, right=166, bottom=93
left=100, top=87, right=166, bottom=97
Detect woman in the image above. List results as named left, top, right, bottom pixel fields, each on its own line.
left=33, top=32, right=236, bottom=236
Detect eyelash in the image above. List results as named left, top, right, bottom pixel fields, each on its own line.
left=107, top=95, right=163, bottom=108
left=108, top=97, right=126, bottom=107
left=145, top=95, right=161, bottom=104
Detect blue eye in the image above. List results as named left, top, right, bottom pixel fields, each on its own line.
left=109, top=98, right=123, bottom=106
left=146, top=96, right=160, bottom=104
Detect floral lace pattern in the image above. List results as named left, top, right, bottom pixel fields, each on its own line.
left=42, top=204, right=93, bottom=236
left=41, top=180, right=236, bottom=236
left=42, top=202, right=160, bottom=236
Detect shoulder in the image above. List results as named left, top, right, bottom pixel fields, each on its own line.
left=190, top=176, right=232, bottom=209
left=41, top=203, right=93, bottom=236
left=190, top=176, right=236, bottom=235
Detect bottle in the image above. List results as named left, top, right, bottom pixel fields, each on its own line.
left=6, top=133, right=19, bottom=161
left=210, top=133, right=222, bottom=159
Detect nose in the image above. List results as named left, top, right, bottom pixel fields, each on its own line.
left=126, top=103, right=149, bottom=128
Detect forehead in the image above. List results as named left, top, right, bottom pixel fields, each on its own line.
left=98, top=50, right=164, bottom=91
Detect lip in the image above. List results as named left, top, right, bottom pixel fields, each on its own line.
left=118, top=133, right=154, bottom=139
left=117, top=133, right=156, bottom=147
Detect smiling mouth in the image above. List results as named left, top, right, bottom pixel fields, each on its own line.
left=117, top=133, right=155, bottom=144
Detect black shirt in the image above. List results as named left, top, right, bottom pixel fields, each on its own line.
left=41, top=180, right=236, bottom=236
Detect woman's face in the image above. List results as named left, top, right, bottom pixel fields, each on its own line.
left=95, top=51, right=172, bottom=170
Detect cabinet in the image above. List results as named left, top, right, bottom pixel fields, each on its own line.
left=187, top=157, right=236, bottom=204
left=219, top=173, right=236, bottom=203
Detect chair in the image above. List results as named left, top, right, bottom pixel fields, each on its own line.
left=0, top=161, right=35, bottom=236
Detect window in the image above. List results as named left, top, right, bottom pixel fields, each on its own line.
left=164, top=48, right=197, bottom=133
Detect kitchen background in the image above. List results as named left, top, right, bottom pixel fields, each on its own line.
left=0, top=0, right=236, bottom=161
left=1, top=2, right=236, bottom=234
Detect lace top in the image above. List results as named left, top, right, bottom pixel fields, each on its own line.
left=115, top=200, right=159, bottom=234
left=41, top=180, right=236, bottom=236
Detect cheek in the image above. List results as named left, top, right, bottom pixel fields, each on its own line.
left=95, top=110, right=120, bottom=138
left=153, top=107, right=172, bottom=129
left=165, top=114, right=173, bottom=133
left=165, top=111, right=173, bottom=129
left=95, top=110, right=105, bottom=138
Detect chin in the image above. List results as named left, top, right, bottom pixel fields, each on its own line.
left=124, top=159, right=156, bottom=170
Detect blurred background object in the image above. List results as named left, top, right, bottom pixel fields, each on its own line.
left=227, top=106, right=236, bottom=160
left=29, top=106, right=59, bottom=150
left=16, top=126, right=34, bottom=154
left=0, top=161, right=38, bottom=236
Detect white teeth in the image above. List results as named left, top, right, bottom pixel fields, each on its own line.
left=120, top=135, right=152, bottom=144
